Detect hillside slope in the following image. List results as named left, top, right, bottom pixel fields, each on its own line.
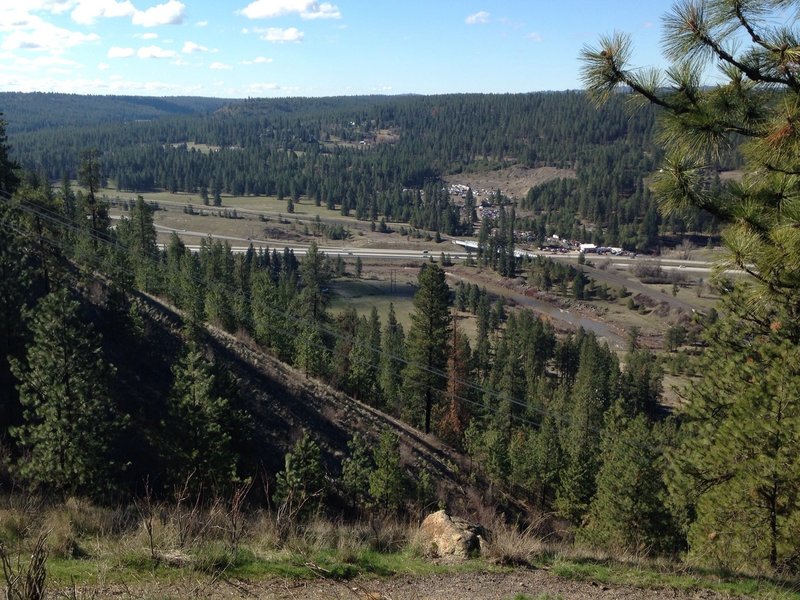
left=134, top=288, right=530, bottom=521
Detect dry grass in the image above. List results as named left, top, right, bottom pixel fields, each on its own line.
left=481, top=517, right=555, bottom=567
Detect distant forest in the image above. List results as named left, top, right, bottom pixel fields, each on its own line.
left=4, top=92, right=728, bottom=250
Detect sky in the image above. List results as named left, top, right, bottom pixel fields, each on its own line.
left=0, top=0, right=679, bottom=98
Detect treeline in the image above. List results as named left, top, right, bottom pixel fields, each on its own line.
left=0, top=92, right=230, bottom=135
left=5, top=92, right=722, bottom=250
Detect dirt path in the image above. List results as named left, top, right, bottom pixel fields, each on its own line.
left=98, top=570, right=732, bottom=599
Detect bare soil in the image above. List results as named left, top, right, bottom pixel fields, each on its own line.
left=443, top=166, right=576, bottom=201
left=88, top=569, right=732, bottom=599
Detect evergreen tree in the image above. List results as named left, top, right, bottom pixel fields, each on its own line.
left=556, top=334, right=619, bottom=524
left=273, top=433, right=325, bottom=518
left=580, top=401, right=677, bottom=554
left=369, top=430, right=405, bottom=511
left=0, top=204, right=29, bottom=438
left=165, top=344, right=241, bottom=494
left=402, top=263, right=451, bottom=433
left=251, top=271, right=293, bottom=361
left=77, top=148, right=103, bottom=248
left=0, top=115, right=19, bottom=196
left=669, top=307, right=800, bottom=571
left=10, top=289, right=124, bottom=497
left=437, top=320, right=473, bottom=446
left=580, top=0, right=800, bottom=320
left=581, top=0, right=800, bottom=571
left=118, top=196, right=159, bottom=292
left=341, top=433, right=373, bottom=509
left=297, top=241, right=332, bottom=323
left=379, top=303, right=405, bottom=413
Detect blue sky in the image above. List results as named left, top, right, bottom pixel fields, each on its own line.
left=0, top=0, right=678, bottom=97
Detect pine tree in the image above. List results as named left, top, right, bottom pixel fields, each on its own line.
left=77, top=148, right=103, bottom=248
left=10, top=289, right=124, bottom=497
left=341, top=433, right=373, bottom=509
left=580, top=0, right=800, bottom=320
left=669, top=307, right=800, bottom=571
left=379, top=303, right=405, bottom=413
left=273, top=433, right=326, bottom=519
left=369, top=430, right=405, bottom=511
left=437, top=319, right=473, bottom=446
left=556, top=334, right=619, bottom=524
left=402, top=263, right=451, bottom=433
left=297, top=241, right=332, bottom=323
left=581, top=0, right=800, bottom=571
left=0, top=203, right=29, bottom=438
left=165, top=344, right=240, bottom=494
left=118, top=196, right=159, bottom=292
left=0, top=115, right=19, bottom=196
left=580, top=401, right=677, bottom=555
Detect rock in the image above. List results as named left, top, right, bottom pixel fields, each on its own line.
left=417, top=510, right=484, bottom=560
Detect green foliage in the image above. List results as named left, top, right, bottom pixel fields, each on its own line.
left=369, top=431, right=405, bottom=511
left=580, top=402, right=678, bottom=555
left=402, top=263, right=451, bottom=433
left=10, top=289, right=124, bottom=498
left=9, top=92, right=666, bottom=246
left=669, top=307, right=800, bottom=571
left=273, top=434, right=326, bottom=519
left=341, top=433, right=373, bottom=509
left=556, top=335, right=619, bottom=524
left=164, top=344, right=242, bottom=494
left=580, top=0, right=800, bottom=318
left=379, top=303, right=405, bottom=413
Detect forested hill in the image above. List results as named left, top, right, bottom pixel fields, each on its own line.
left=4, top=91, right=714, bottom=250
left=0, top=92, right=232, bottom=134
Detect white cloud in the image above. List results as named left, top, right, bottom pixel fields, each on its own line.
left=97, top=61, right=110, bottom=69
left=137, top=45, right=178, bottom=58
left=132, top=0, right=185, bottom=27
left=209, top=61, right=232, bottom=70
left=465, top=11, right=490, bottom=25
left=301, top=2, right=340, bottom=19
left=196, top=20, right=208, bottom=27
left=70, top=0, right=136, bottom=25
left=108, top=45, right=135, bottom=57
left=242, top=55, right=272, bottom=64
left=260, top=27, right=303, bottom=43
left=1, top=18, right=99, bottom=53
left=182, top=40, right=207, bottom=53
left=239, top=0, right=340, bottom=20
left=25, top=0, right=73, bottom=13
left=527, top=32, right=542, bottom=42
left=136, top=32, right=159, bottom=39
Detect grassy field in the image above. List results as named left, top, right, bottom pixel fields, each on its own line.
left=329, top=272, right=480, bottom=340
left=2, top=498, right=797, bottom=600
left=103, top=187, right=373, bottom=224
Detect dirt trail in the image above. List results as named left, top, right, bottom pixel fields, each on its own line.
left=92, top=569, right=733, bottom=599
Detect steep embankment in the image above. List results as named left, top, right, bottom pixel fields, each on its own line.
left=137, top=290, right=530, bottom=521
